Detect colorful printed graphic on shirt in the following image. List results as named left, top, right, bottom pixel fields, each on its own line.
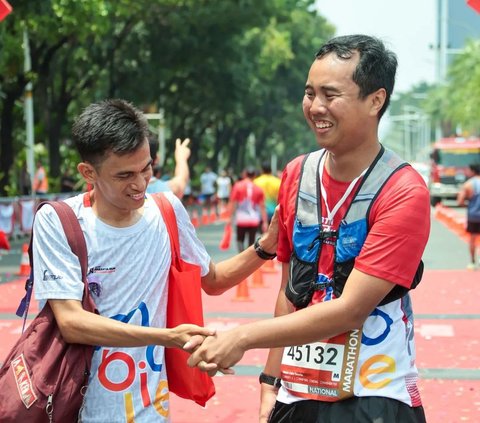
left=95, top=302, right=169, bottom=419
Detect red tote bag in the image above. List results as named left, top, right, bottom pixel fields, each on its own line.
left=153, top=194, right=215, bottom=407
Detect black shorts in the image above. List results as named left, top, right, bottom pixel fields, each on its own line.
left=236, top=225, right=257, bottom=246
left=201, top=193, right=215, bottom=205
left=466, top=221, right=480, bottom=234
left=269, top=397, right=427, bottom=423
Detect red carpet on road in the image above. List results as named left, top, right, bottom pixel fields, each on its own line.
left=1, top=267, right=479, bottom=422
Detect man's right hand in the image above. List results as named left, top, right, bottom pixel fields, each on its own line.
left=259, top=383, right=278, bottom=422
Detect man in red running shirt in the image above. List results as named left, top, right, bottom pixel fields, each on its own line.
left=188, top=35, right=430, bottom=423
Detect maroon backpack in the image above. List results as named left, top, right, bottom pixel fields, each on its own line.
left=0, top=201, right=96, bottom=422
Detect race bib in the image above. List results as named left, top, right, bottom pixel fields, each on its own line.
left=280, top=329, right=361, bottom=401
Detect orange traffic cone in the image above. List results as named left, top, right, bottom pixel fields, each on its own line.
left=251, top=268, right=266, bottom=288
left=219, top=203, right=229, bottom=220
left=261, top=259, right=277, bottom=274
left=434, top=204, right=446, bottom=223
left=209, top=208, right=217, bottom=224
left=17, top=243, right=30, bottom=276
left=190, top=209, right=200, bottom=228
left=232, top=279, right=252, bottom=302
left=201, top=209, right=209, bottom=225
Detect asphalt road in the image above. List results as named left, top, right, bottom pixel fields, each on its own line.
left=0, top=203, right=471, bottom=283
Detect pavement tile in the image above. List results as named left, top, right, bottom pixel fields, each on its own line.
left=416, top=320, right=480, bottom=369
left=411, top=270, right=479, bottom=315
left=419, top=378, right=480, bottom=423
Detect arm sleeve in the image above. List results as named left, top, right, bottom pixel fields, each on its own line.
left=32, top=205, right=84, bottom=301
left=276, top=156, right=304, bottom=263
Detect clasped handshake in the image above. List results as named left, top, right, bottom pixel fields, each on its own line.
left=171, top=323, right=245, bottom=376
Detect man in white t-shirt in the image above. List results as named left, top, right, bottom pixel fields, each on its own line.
left=216, top=169, right=232, bottom=205
left=200, top=166, right=218, bottom=215
left=32, top=99, right=278, bottom=422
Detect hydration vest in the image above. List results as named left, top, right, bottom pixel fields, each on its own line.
left=286, top=146, right=424, bottom=309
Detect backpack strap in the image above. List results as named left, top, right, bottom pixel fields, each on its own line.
left=16, top=201, right=92, bottom=329
left=151, top=194, right=179, bottom=267
left=296, top=149, right=324, bottom=226
left=342, top=146, right=408, bottom=225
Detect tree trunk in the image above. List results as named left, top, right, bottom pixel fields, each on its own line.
left=47, top=106, right=66, bottom=179
left=47, top=67, right=72, bottom=179
left=230, top=128, right=249, bottom=175
left=214, top=123, right=233, bottom=171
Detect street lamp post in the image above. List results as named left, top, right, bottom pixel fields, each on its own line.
left=439, top=0, right=448, bottom=81
left=389, top=106, right=431, bottom=163
left=23, top=27, right=35, bottom=194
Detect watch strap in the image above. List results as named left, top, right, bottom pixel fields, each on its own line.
left=254, top=237, right=277, bottom=260
left=259, top=372, right=281, bottom=388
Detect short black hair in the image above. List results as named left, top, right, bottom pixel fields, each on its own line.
left=245, top=166, right=256, bottom=177
left=469, top=163, right=480, bottom=175
left=261, top=161, right=272, bottom=174
left=316, top=34, right=397, bottom=118
left=72, top=99, right=150, bottom=167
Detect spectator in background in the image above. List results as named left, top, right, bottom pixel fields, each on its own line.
left=216, top=169, right=232, bottom=206
left=457, top=163, right=480, bottom=270
left=147, top=136, right=191, bottom=198
left=254, top=161, right=281, bottom=224
left=228, top=166, right=268, bottom=252
left=33, top=160, right=49, bottom=195
left=200, top=166, right=218, bottom=214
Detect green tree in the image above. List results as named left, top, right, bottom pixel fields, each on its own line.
left=442, top=39, right=480, bottom=134
left=425, top=39, right=480, bottom=137
left=0, top=0, right=336, bottom=195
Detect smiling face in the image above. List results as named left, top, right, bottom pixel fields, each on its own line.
left=302, top=52, right=385, bottom=158
left=78, top=139, right=153, bottom=226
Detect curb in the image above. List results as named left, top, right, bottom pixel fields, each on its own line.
left=433, top=204, right=479, bottom=245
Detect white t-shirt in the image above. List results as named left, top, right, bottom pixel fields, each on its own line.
left=200, top=171, right=217, bottom=195
left=33, top=192, right=210, bottom=422
left=216, top=176, right=231, bottom=199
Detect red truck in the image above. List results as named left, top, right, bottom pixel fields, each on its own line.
left=429, top=137, right=480, bottom=206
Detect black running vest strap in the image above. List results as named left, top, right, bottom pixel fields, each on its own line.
left=286, top=146, right=424, bottom=309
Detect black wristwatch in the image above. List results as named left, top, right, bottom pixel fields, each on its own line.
left=259, top=372, right=282, bottom=388
left=254, top=237, right=277, bottom=260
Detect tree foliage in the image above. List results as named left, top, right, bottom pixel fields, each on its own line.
left=424, top=39, right=480, bottom=137
left=0, top=0, right=334, bottom=195
left=442, top=39, right=480, bottom=134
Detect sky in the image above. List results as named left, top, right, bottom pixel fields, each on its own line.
left=315, top=0, right=438, bottom=94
